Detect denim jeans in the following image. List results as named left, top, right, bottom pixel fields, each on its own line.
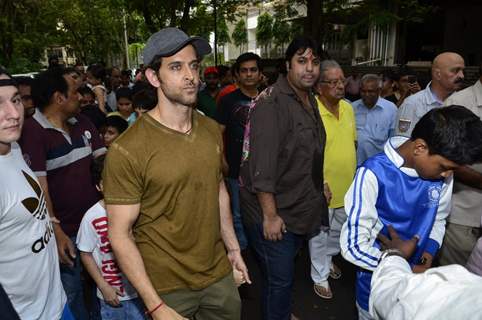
left=226, top=178, right=248, bottom=250
left=100, top=298, right=145, bottom=320
left=60, top=236, right=88, bottom=320
left=244, top=222, right=303, bottom=320
left=60, top=303, right=75, bottom=320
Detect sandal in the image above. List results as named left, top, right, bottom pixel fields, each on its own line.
left=313, top=281, right=333, bottom=299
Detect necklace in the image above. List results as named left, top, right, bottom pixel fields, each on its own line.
left=183, top=124, right=193, bottom=134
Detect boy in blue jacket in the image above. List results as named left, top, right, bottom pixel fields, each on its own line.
left=340, top=105, right=482, bottom=319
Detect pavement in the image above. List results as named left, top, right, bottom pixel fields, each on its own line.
left=240, top=242, right=359, bottom=320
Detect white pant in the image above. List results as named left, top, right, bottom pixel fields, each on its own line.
left=308, top=207, right=347, bottom=284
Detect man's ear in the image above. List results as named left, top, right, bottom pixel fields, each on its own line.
left=53, top=91, right=66, bottom=106
left=413, top=138, right=429, bottom=156
left=145, top=68, right=161, bottom=88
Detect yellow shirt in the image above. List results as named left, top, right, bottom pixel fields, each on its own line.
left=317, top=98, right=357, bottom=208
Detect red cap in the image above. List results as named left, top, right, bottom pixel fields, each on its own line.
left=204, top=66, right=219, bottom=77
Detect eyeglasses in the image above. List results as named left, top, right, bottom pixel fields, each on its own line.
left=320, top=79, right=346, bottom=87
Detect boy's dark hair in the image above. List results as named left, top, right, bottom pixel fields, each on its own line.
left=285, top=36, right=322, bottom=65
left=32, top=68, right=69, bottom=112
left=133, top=89, right=157, bottom=111
left=233, top=52, right=262, bottom=75
left=121, top=69, right=131, bottom=77
left=78, top=85, right=94, bottom=97
left=87, top=63, right=106, bottom=82
left=115, top=87, right=132, bottom=101
left=105, top=115, right=128, bottom=135
left=91, top=154, right=106, bottom=187
left=411, top=105, right=482, bottom=165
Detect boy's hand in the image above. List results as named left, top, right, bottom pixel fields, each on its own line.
left=412, top=251, right=433, bottom=273
left=377, top=225, right=419, bottom=259
left=100, top=284, right=124, bottom=307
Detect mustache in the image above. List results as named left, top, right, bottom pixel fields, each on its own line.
left=454, top=78, right=464, bottom=84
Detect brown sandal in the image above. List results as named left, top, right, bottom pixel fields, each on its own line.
left=313, top=282, right=333, bottom=299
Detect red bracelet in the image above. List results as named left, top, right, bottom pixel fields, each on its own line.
left=145, top=301, right=164, bottom=316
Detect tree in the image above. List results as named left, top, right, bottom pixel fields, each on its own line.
left=232, top=19, right=248, bottom=52
left=272, top=8, right=292, bottom=55
left=256, top=13, right=273, bottom=57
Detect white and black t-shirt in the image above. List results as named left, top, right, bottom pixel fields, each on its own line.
left=76, top=202, right=138, bottom=301
left=0, top=142, right=66, bottom=320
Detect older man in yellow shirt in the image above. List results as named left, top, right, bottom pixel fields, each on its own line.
left=309, top=60, right=357, bottom=299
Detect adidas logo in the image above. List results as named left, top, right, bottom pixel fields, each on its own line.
left=21, top=171, right=47, bottom=220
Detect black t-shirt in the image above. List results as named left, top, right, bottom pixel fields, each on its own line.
left=215, top=89, right=254, bottom=179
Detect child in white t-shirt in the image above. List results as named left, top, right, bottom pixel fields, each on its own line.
left=77, top=154, right=145, bottom=319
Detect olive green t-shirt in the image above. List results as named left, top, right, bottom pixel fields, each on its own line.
left=103, top=111, right=231, bottom=294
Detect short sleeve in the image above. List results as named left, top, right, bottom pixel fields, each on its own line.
left=76, top=211, right=99, bottom=253
left=81, top=117, right=106, bottom=157
left=18, top=120, right=47, bottom=176
left=103, top=143, right=143, bottom=205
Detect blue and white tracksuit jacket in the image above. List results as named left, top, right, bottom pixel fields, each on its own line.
left=340, top=136, right=453, bottom=311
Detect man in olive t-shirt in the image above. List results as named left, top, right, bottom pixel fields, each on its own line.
left=103, top=28, right=249, bottom=320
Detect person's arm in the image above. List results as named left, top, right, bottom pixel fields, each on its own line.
left=340, top=167, right=383, bottom=271
left=248, top=96, right=286, bottom=241
left=38, top=175, right=76, bottom=266
left=218, top=180, right=251, bottom=284
left=108, top=203, right=186, bottom=320
left=417, top=175, right=454, bottom=273
left=94, top=86, right=106, bottom=113
left=80, top=252, right=123, bottom=306
left=454, top=165, right=482, bottom=190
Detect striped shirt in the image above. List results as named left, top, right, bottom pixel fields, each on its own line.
left=19, top=110, right=106, bottom=236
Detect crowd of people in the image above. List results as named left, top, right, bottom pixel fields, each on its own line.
left=1, top=25, right=482, bottom=320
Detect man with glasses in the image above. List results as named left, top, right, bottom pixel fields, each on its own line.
left=309, top=59, right=357, bottom=299
left=352, top=74, right=397, bottom=165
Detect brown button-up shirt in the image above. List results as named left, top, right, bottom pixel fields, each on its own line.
left=240, top=75, right=329, bottom=236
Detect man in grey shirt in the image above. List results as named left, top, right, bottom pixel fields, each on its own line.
left=395, top=52, right=465, bottom=137
left=439, top=64, right=482, bottom=266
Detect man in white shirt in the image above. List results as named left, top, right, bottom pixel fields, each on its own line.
left=0, top=68, right=70, bottom=319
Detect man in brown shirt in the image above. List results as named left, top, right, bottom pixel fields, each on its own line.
left=240, top=36, right=329, bottom=320
left=103, top=28, right=249, bottom=320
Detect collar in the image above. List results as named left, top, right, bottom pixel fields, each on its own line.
left=33, top=108, right=78, bottom=132
left=425, top=82, right=443, bottom=106
left=358, top=97, right=385, bottom=111
left=384, top=136, right=418, bottom=177
left=317, top=97, right=345, bottom=117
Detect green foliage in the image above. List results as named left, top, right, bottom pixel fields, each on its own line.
left=256, top=13, right=273, bottom=50
left=217, top=16, right=231, bottom=46
left=232, top=19, right=248, bottom=50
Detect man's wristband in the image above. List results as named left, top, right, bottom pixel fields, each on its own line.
left=379, top=249, right=404, bottom=263
left=145, top=301, right=164, bottom=317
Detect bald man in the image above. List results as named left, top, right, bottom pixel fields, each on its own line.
left=395, top=52, right=465, bottom=136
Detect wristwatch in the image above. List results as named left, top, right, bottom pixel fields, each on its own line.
left=379, top=248, right=404, bottom=263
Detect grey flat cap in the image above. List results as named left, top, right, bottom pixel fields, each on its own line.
left=143, top=27, right=211, bottom=66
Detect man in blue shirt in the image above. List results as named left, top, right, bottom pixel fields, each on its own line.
left=352, top=74, right=397, bottom=165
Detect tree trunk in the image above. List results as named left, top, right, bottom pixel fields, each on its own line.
left=179, top=0, right=195, bottom=32
left=141, top=0, right=157, bottom=33
left=305, top=0, right=323, bottom=45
